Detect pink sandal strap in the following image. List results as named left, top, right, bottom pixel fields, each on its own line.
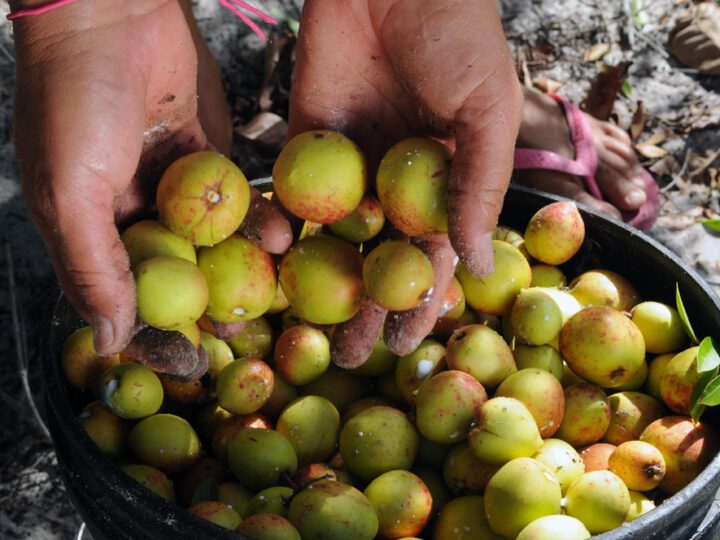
left=220, top=0, right=277, bottom=41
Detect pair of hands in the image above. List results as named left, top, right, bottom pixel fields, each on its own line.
left=13, top=0, right=522, bottom=364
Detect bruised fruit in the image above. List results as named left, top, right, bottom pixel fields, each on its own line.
left=517, top=515, right=591, bottom=540
left=363, top=241, right=435, bottom=311
left=227, top=317, right=274, bottom=359
left=134, top=256, right=208, bottom=330
left=659, top=346, right=701, bottom=414
left=564, top=471, right=630, bottom=534
left=79, top=401, right=128, bottom=458
left=556, top=383, right=610, bottom=447
left=329, top=194, right=385, bottom=243
left=198, top=235, right=277, bottom=323
left=524, top=201, right=584, bottom=265
left=122, top=464, right=175, bottom=502
left=513, top=344, right=563, bottom=380
left=274, top=325, right=330, bottom=385
left=288, top=481, right=378, bottom=540
left=603, top=391, right=663, bottom=445
left=456, top=240, right=532, bottom=316
left=272, top=130, right=366, bottom=223
left=626, top=491, right=656, bottom=521
left=569, top=269, right=640, bottom=312
left=276, top=395, right=340, bottom=466
left=236, top=514, right=301, bottom=540
left=129, top=414, right=201, bottom=472
left=579, top=443, right=616, bottom=472
left=121, top=219, right=196, bottom=267
left=532, top=439, right=585, bottom=494
left=376, top=137, right=450, bottom=236
left=245, top=486, right=294, bottom=518
left=395, top=339, right=446, bottom=405
left=445, top=324, right=516, bottom=389
left=559, top=306, right=645, bottom=388
left=62, top=326, right=120, bottom=389
left=415, top=370, right=487, bottom=444
left=279, top=235, right=364, bottom=324
left=227, top=428, right=297, bottom=491
left=211, top=413, right=273, bottom=461
left=157, top=151, right=250, bottom=246
left=216, top=358, right=274, bottom=415
left=364, top=470, right=432, bottom=538
left=484, top=457, right=562, bottom=538
left=630, top=301, right=686, bottom=354
left=99, top=362, right=163, bottom=420
left=339, top=406, right=419, bottom=480
left=510, top=287, right=581, bottom=346
left=435, top=496, right=504, bottom=540
left=188, top=501, right=241, bottom=530
left=443, top=443, right=500, bottom=495
left=608, top=440, right=665, bottom=491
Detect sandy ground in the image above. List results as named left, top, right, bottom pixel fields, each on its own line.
left=1, top=0, right=719, bottom=538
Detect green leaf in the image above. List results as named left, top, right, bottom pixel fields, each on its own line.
left=676, top=284, right=699, bottom=344
left=190, top=477, right=218, bottom=506
left=698, top=337, right=720, bottom=372
left=702, top=219, right=720, bottom=233
left=621, top=80, right=633, bottom=98
left=285, top=16, right=300, bottom=36
left=699, top=374, right=720, bottom=406
left=690, top=368, right=717, bottom=422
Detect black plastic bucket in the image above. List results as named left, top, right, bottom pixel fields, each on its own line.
left=42, top=183, right=720, bottom=539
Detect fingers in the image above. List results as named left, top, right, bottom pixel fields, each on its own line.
left=330, top=297, right=388, bottom=369
left=383, top=235, right=456, bottom=356
left=238, top=188, right=293, bottom=254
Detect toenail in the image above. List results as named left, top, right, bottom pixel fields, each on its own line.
left=626, top=189, right=646, bottom=206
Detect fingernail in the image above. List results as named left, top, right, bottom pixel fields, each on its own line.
left=92, top=316, right=115, bottom=354
left=626, top=188, right=646, bottom=207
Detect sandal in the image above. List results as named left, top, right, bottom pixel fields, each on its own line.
left=669, top=2, right=720, bottom=75
left=513, top=94, right=660, bottom=231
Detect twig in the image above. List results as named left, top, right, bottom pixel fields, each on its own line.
left=633, top=30, right=670, bottom=59
left=689, top=147, right=720, bottom=180
left=5, top=242, right=51, bottom=441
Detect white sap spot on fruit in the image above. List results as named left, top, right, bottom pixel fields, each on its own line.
left=416, top=359, right=434, bottom=379
left=409, top=281, right=416, bottom=288
left=233, top=307, right=246, bottom=316
left=78, top=411, right=91, bottom=420
left=543, top=314, right=550, bottom=321
left=207, top=190, right=221, bottom=204
left=102, top=379, right=119, bottom=406
left=549, top=421, right=554, bottom=427
left=259, top=496, right=266, bottom=501
left=464, top=526, right=471, bottom=532
left=544, top=471, right=558, bottom=484
left=358, top=431, right=364, bottom=437
left=510, top=277, right=516, bottom=283
left=449, top=430, right=460, bottom=439
left=159, top=448, right=165, bottom=454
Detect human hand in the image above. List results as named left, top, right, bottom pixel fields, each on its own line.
left=289, top=0, right=523, bottom=361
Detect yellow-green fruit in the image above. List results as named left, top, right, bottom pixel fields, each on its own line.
left=79, top=401, right=128, bottom=458
left=493, top=225, right=530, bottom=260
left=272, top=130, right=366, bottom=223
left=227, top=317, right=274, bottom=359
left=344, top=397, right=397, bottom=422
left=134, top=256, right=208, bottom=330
left=260, top=376, right=298, bottom=420
left=659, top=346, right=701, bottom=414
left=122, top=464, right=175, bottom=502
left=62, top=326, right=120, bottom=389
left=349, top=340, right=396, bottom=376
left=603, top=391, right=663, bottom=445
left=273, top=325, right=330, bottom=386
left=121, top=219, right=196, bottom=268
left=363, top=240, right=435, bottom=311
left=435, top=496, right=504, bottom=540
left=446, top=324, right=516, bottom=389
left=625, top=491, right=656, bottom=521
left=532, top=439, right=585, bottom=494
left=556, top=383, right=610, bottom=447
left=559, top=306, right=645, bottom=388
left=564, top=471, right=630, bottom=534
left=612, top=360, right=648, bottom=391
left=329, top=195, right=385, bottom=243
left=376, top=137, right=450, bottom=236
left=484, top=457, right=562, bottom=538
left=510, top=287, right=581, bottom=346
left=293, top=464, right=341, bottom=488
left=469, top=397, right=543, bottom=464
left=569, top=269, right=641, bottom=312
left=236, top=514, right=301, bottom=540
left=217, top=482, right=254, bottom=517
left=514, top=344, right=564, bottom=380
left=517, top=515, right=591, bottom=540
left=129, top=414, right=201, bottom=472
left=364, top=470, right=432, bottom=539
left=198, top=236, right=277, bottom=323
left=177, top=323, right=201, bottom=347
left=227, top=428, right=297, bottom=491
left=646, top=352, right=673, bottom=401
left=339, top=406, right=419, bottom=481
left=188, top=501, right=241, bottom=530
left=288, top=481, right=378, bottom=540
left=157, top=151, right=250, bottom=246
left=160, top=374, right=211, bottom=405
left=245, top=486, right=294, bottom=518
left=457, top=240, right=532, bottom=315
left=630, top=301, right=686, bottom=353
left=524, top=201, right=585, bottom=265
left=412, top=466, right=451, bottom=516
left=98, top=363, right=163, bottom=420
left=300, top=365, right=370, bottom=412
left=530, top=264, right=567, bottom=288
left=279, top=235, right=364, bottom=325
left=562, top=362, right=585, bottom=387
left=395, top=339, right=446, bottom=405
left=443, top=443, right=500, bottom=495
left=211, top=413, right=272, bottom=462
left=199, top=331, right=234, bottom=378
left=608, top=440, right=666, bottom=491
left=276, top=396, right=340, bottom=466
left=416, top=370, right=487, bottom=444
left=216, top=358, right=274, bottom=415
left=268, top=283, right=291, bottom=314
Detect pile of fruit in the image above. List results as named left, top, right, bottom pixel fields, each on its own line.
left=61, top=131, right=718, bottom=540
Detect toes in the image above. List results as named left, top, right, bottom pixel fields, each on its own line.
left=594, top=157, right=647, bottom=211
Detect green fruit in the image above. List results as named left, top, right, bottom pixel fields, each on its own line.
left=227, top=317, right=274, bottom=359
left=646, top=352, right=673, bottom=401
left=188, top=501, right=241, bottom=530
left=532, top=439, right=585, bottom=494
left=300, top=365, right=370, bottom=412
left=468, top=397, right=543, bottom=464
left=604, top=391, right=663, bottom=445
left=443, top=443, right=500, bottom=495
left=343, top=396, right=397, bottom=423
left=98, top=363, right=163, bottom=420
left=395, top=339, right=446, bottom=405
left=61, top=326, right=120, bottom=389
left=121, top=219, right=196, bottom=268
left=569, top=269, right=641, bottom=312
left=268, top=283, right=291, bottom=314
left=517, top=515, right=590, bottom=540
left=272, top=130, right=367, bottom=223
left=608, top=440, right=666, bottom=491
left=556, top=383, right=610, bottom=447
left=288, top=481, right=378, bottom=540
left=329, top=194, right=385, bottom=243
left=457, top=240, right=532, bottom=316
left=530, top=264, right=567, bottom=288
left=129, top=414, right=201, bottom=472
left=513, top=344, right=563, bottom=380
left=510, top=287, right=581, bottom=346
left=276, top=396, right=340, bottom=466
left=157, top=151, right=250, bottom=246
left=227, top=428, right=298, bottom=491
left=363, top=240, right=435, bottom=311
left=416, top=436, right=452, bottom=470
left=445, top=324, right=516, bottom=389
left=260, top=376, right=299, bottom=420
left=339, top=406, right=419, bottom=481
left=348, top=340, right=396, bottom=376
left=524, top=201, right=585, bottom=265
left=560, top=306, right=645, bottom=388
left=217, top=482, right=254, bottom=517
left=376, top=370, right=405, bottom=403
left=236, top=514, right=301, bottom=540
left=199, top=331, right=234, bottom=377
left=434, top=496, right=504, bottom=540
left=364, top=470, right=432, bottom=538
left=216, top=358, right=274, bottom=415
left=211, top=413, right=272, bottom=462
left=376, top=137, right=450, bottom=236
left=273, top=325, right=330, bottom=385
left=415, top=370, right=487, bottom=444
left=244, top=486, right=294, bottom=518
left=198, top=235, right=277, bottom=323
left=135, top=256, right=208, bottom=330
left=279, top=235, right=364, bottom=324
left=659, top=346, right=701, bottom=414
left=79, top=401, right=128, bottom=458
left=484, top=457, right=562, bottom=538
left=564, top=471, right=630, bottom=534
left=625, top=491, right=656, bottom=521
left=630, top=301, right=686, bottom=354
left=122, top=464, right=175, bottom=502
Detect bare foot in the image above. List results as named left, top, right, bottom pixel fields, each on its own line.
left=516, top=88, right=648, bottom=221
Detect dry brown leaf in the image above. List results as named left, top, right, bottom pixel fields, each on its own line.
left=630, top=101, right=645, bottom=141
left=583, top=43, right=611, bottom=62
left=649, top=155, right=679, bottom=176
left=642, top=129, right=671, bottom=147
left=635, top=143, right=668, bottom=159
left=581, top=61, right=631, bottom=121
left=533, top=76, right=563, bottom=94
left=236, top=112, right=288, bottom=150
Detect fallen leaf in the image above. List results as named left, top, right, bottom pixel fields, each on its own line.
left=236, top=112, right=288, bottom=150
left=581, top=61, right=632, bottom=121
left=642, top=129, right=670, bottom=147
left=635, top=143, right=668, bottom=159
left=648, top=155, right=679, bottom=176
left=583, top=43, right=611, bottom=62
left=630, top=101, right=645, bottom=141
left=533, top=76, right=563, bottom=94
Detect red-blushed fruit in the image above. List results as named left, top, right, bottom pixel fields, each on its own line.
left=532, top=439, right=585, bottom=494
left=122, top=464, right=175, bottom=502
left=79, top=401, right=128, bottom=458
left=227, top=317, right=274, bottom=359
left=273, top=325, right=330, bottom=385
left=157, top=151, right=251, bottom=246
left=293, top=463, right=341, bottom=488
left=188, top=501, right=241, bottom=530
left=659, top=346, right=701, bottom=414
left=579, top=443, right=617, bottom=472
left=564, top=471, right=630, bottom=535
left=603, top=391, right=663, bottom=445
left=329, top=194, right=385, bottom=243
left=364, top=470, right=433, bottom=538
left=640, top=416, right=718, bottom=493
left=236, top=514, right=301, bottom=540
left=211, top=413, right=273, bottom=461
left=443, top=442, right=501, bottom=495
left=215, top=358, right=274, bottom=415
left=62, top=326, right=120, bottom=389
left=608, top=440, right=666, bottom=491
left=435, top=496, right=504, bottom=540
left=569, top=269, right=641, bottom=312
left=524, top=201, right=585, bottom=265
left=272, top=130, right=367, bottom=223
left=394, top=339, right=446, bottom=405
left=174, top=457, right=226, bottom=507
left=556, top=383, right=610, bottom=447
